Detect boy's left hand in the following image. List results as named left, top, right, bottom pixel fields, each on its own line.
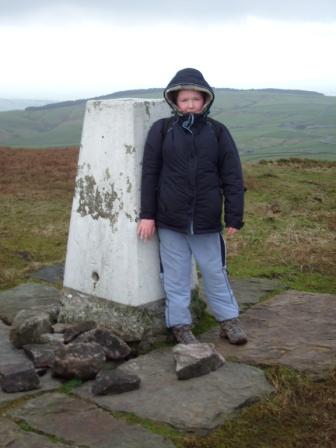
left=226, top=227, right=238, bottom=236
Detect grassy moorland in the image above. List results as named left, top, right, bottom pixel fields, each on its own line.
left=0, top=147, right=335, bottom=447
left=0, top=88, right=335, bottom=162
left=0, top=148, right=334, bottom=294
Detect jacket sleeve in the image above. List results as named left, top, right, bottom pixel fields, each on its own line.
left=218, top=124, right=245, bottom=229
left=139, top=119, right=164, bottom=219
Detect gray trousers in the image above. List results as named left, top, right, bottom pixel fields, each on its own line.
left=158, top=228, right=239, bottom=328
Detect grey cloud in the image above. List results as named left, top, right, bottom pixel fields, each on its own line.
left=1, top=0, right=335, bottom=23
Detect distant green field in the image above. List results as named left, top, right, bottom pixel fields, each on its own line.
left=0, top=88, right=335, bottom=161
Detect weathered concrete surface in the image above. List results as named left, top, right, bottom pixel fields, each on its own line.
left=201, top=290, right=336, bottom=377
left=0, top=283, right=61, bottom=325
left=59, top=287, right=205, bottom=342
left=7, top=392, right=175, bottom=448
left=58, top=290, right=152, bottom=342
left=0, top=417, right=68, bottom=448
left=75, top=347, right=273, bottom=432
left=64, top=99, right=172, bottom=307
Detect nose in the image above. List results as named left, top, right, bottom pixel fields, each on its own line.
left=187, top=100, right=194, bottom=110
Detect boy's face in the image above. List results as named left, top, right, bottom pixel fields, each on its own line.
left=176, top=90, right=205, bottom=114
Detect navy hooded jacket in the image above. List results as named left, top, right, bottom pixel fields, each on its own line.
left=140, top=68, right=244, bottom=234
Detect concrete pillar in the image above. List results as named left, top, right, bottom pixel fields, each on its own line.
left=63, top=98, right=170, bottom=306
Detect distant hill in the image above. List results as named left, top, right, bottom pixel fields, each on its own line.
left=0, top=88, right=335, bottom=161
left=0, top=98, right=56, bottom=112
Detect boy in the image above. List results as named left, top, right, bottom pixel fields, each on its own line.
left=137, top=68, right=247, bottom=345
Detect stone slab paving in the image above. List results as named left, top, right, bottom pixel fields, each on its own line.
left=200, top=290, right=336, bottom=378
left=230, top=277, right=284, bottom=310
left=199, top=276, right=284, bottom=312
left=6, top=392, right=175, bottom=448
left=0, top=283, right=61, bottom=324
left=75, top=347, right=273, bottom=432
left=30, top=263, right=64, bottom=285
left=28, top=262, right=284, bottom=309
left=0, top=320, right=61, bottom=404
left=0, top=417, right=68, bottom=448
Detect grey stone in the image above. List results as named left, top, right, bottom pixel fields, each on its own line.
left=30, top=263, right=64, bottom=284
left=0, top=320, right=29, bottom=367
left=59, top=286, right=206, bottom=343
left=230, top=277, right=285, bottom=310
left=40, top=333, right=65, bottom=344
left=75, top=347, right=273, bottom=432
left=0, top=417, right=68, bottom=448
left=0, top=283, right=61, bottom=325
left=0, top=320, right=61, bottom=402
left=10, top=309, right=53, bottom=348
left=51, top=342, right=106, bottom=380
left=63, top=320, right=97, bottom=343
left=200, top=276, right=284, bottom=312
left=0, top=362, right=40, bottom=393
left=76, top=328, right=131, bottom=360
left=7, top=393, right=176, bottom=448
left=200, top=290, right=336, bottom=378
left=58, top=290, right=151, bottom=342
left=92, top=369, right=141, bottom=395
left=23, top=343, right=62, bottom=368
left=52, top=322, right=74, bottom=333
left=0, top=370, right=61, bottom=404
left=173, top=343, right=225, bottom=380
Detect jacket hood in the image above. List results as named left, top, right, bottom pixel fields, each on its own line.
left=164, top=68, right=215, bottom=115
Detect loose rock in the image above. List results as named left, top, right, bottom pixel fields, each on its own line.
left=40, top=333, right=65, bottom=344
left=23, top=343, right=62, bottom=369
left=76, top=328, right=131, bottom=360
left=0, top=362, right=40, bottom=393
left=63, top=321, right=97, bottom=343
left=92, top=369, right=141, bottom=395
left=52, top=323, right=73, bottom=333
left=173, top=343, right=225, bottom=380
left=51, top=342, right=106, bottom=380
left=10, top=310, right=53, bottom=349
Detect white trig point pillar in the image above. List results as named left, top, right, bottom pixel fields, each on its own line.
left=63, top=98, right=170, bottom=306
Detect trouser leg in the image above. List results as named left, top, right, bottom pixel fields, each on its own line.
left=158, top=228, right=192, bottom=328
left=187, top=233, right=239, bottom=321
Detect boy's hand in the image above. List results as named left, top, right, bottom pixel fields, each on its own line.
left=137, top=219, right=156, bottom=240
left=226, top=227, right=238, bottom=236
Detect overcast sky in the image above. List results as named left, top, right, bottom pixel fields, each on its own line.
left=1, top=0, right=335, bottom=100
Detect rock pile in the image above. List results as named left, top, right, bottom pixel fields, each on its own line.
left=1, top=304, right=226, bottom=395
left=0, top=305, right=141, bottom=395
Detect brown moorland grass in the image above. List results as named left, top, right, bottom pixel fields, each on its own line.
left=0, top=146, right=79, bottom=289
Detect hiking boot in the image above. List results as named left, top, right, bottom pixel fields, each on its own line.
left=172, top=325, right=199, bottom=345
left=220, top=318, right=247, bottom=345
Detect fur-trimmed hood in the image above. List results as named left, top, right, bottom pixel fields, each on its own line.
left=164, top=68, right=215, bottom=115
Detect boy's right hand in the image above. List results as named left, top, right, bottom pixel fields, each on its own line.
left=137, top=219, right=156, bottom=241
